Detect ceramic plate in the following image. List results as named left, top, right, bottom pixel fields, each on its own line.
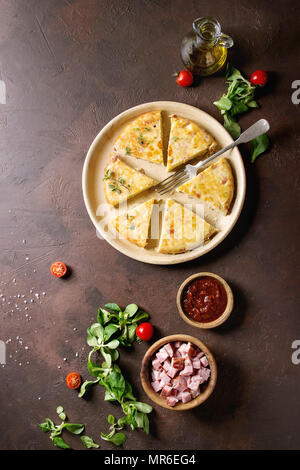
left=82, top=101, right=246, bottom=265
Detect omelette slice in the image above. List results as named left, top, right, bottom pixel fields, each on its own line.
left=167, top=115, right=217, bottom=171
left=177, top=158, right=234, bottom=214
left=112, top=198, right=155, bottom=248
left=103, top=155, right=157, bottom=206
left=113, top=111, right=163, bottom=165
left=157, top=199, right=216, bottom=254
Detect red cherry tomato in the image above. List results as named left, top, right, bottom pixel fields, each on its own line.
left=50, top=261, right=67, bottom=278
left=66, top=372, right=82, bottom=390
left=250, top=70, right=268, bottom=86
left=136, top=322, right=154, bottom=341
left=176, top=70, right=194, bottom=87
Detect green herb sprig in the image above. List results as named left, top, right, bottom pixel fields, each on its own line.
left=78, top=303, right=152, bottom=446
left=214, top=64, right=270, bottom=161
left=38, top=406, right=85, bottom=449
left=103, top=170, right=130, bottom=193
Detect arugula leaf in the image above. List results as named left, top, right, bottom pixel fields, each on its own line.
left=87, top=351, right=103, bottom=377
left=97, top=308, right=113, bottom=325
left=80, top=435, right=99, bottom=449
left=51, top=436, right=71, bottom=449
left=106, top=371, right=126, bottom=402
left=101, top=431, right=126, bottom=446
left=106, top=339, right=120, bottom=349
left=104, top=324, right=119, bottom=342
left=223, top=113, right=241, bottom=139
left=78, top=378, right=100, bottom=398
left=63, top=423, right=85, bottom=435
left=105, top=303, right=121, bottom=311
left=133, top=402, right=153, bottom=414
left=124, top=304, right=139, bottom=317
left=39, top=421, right=51, bottom=433
left=250, top=134, right=270, bottom=162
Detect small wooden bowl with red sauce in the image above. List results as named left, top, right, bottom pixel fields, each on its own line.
left=177, top=272, right=234, bottom=329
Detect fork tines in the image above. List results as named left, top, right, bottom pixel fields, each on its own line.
left=155, top=169, right=189, bottom=196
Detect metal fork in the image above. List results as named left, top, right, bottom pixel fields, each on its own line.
left=156, top=119, right=270, bottom=196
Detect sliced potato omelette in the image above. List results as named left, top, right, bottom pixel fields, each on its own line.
left=157, top=199, right=216, bottom=254
left=177, top=158, right=234, bottom=214
left=113, top=111, right=163, bottom=165
left=103, top=155, right=157, bottom=206
left=112, top=198, right=155, bottom=248
left=167, top=115, right=217, bottom=171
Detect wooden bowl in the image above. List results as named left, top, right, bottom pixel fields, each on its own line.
left=177, top=272, right=234, bottom=329
left=140, top=334, right=217, bottom=411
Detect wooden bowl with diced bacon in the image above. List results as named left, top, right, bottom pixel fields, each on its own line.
left=140, top=334, right=217, bottom=411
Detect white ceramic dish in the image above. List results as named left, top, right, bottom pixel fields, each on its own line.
left=82, top=101, right=246, bottom=265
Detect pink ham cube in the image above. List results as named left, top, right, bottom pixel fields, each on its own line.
left=152, top=358, right=162, bottom=370
left=199, top=367, right=211, bottom=382
left=151, top=381, right=162, bottom=393
left=186, top=342, right=199, bottom=358
left=160, top=385, right=172, bottom=397
left=180, top=363, right=194, bottom=376
left=200, top=356, right=209, bottom=367
left=172, top=376, right=187, bottom=392
left=178, top=343, right=188, bottom=356
left=160, top=370, right=171, bottom=385
left=181, top=391, right=192, bottom=403
left=162, top=360, right=171, bottom=373
left=187, top=375, right=201, bottom=391
left=167, top=366, right=178, bottom=378
left=156, top=348, right=169, bottom=363
left=192, top=359, right=201, bottom=369
left=174, top=341, right=182, bottom=349
left=151, top=370, right=161, bottom=381
left=171, top=357, right=185, bottom=370
left=196, top=352, right=205, bottom=359
left=166, top=396, right=178, bottom=407
left=174, top=350, right=182, bottom=358
left=163, top=343, right=174, bottom=357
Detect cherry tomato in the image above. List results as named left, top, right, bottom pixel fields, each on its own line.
left=176, top=70, right=194, bottom=87
left=50, top=261, right=67, bottom=278
left=250, top=70, right=268, bottom=86
left=66, top=372, right=82, bottom=390
left=136, top=322, right=154, bottom=341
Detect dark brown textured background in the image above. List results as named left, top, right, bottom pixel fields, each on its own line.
left=0, top=0, right=299, bottom=450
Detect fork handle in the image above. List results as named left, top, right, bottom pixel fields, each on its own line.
left=194, top=118, right=270, bottom=171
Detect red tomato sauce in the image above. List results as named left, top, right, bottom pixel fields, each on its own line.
left=182, top=276, right=227, bottom=323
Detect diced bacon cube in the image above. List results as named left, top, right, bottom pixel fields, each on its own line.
left=160, top=370, right=171, bottom=385
left=151, top=370, right=161, bottom=381
left=192, top=359, right=201, bottom=369
left=191, top=390, right=200, bottom=399
left=181, top=391, right=192, bottom=403
left=174, top=350, right=182, bottom=358
left=167, top=366, right=178, bottom=378
left=178, top=343, right=188, bottom=356
left=172, top=376, right=187, bottom=391
left=187, top=375, right=201, bottom=391
left=179, top=363, right=194, bottom=376
left=160, top=385, right=172, bottom=397
left=152, top=358, right=162, bottom=370
left=151, top=381, right=162, bottom=393
left=186, top=342, right=198, bottom=358
left=171, top=357, right=185, bottom=370
left=199, top=367, right=211, bottom=382
left=162, top=360, right=171, bottom=373
left=156, top=348, right=169, bottom=363
left=196, top=352, right=205, bottom=359
left=185, top=357, right=193, bottom=368
left=200, top=356, right=209, bottom=367
left=163, top=343, right=174, bottom=357
left=174, top=341, right=182, bottom=349
left=166, top=396, right=178, bottom=407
